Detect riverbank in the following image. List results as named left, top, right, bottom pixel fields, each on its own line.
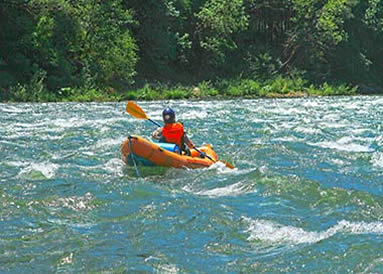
left=1, top=76, right=379, bottom=103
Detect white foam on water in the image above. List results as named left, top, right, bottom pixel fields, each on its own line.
left=308, top=136, right=374, bottom=153
left=89, top=117, right=127, bottom=130
left=264, top=105, right=307, bottom=116
left=196, top=181, right=256, bottom=198
left=302, top=100, right=321, bottom=108
left=154, top=263, right=180, bottom=273
left=371, top=152, right=383, bottom=168
left=51, top=117, right=89, bottom=130
left=329, top=158, right=345, bottom=166
left=82, top=151, right=95, bottom=156
left=40, top=134, right=63, bottom=141
left=179, top=110, right=209, bottom=120
left=58, top=253, right=74, bottom=266
left=295, top=126, right=322, bottom=135
left=0, top=105, right=31, bottom=113
left=11, top=121, right=46, bottom=129
left=273, top=136, right=300, bottom=143
left=247, top=117, right=265, bottom=124
left=38, top=116, right=126, bottom=138
left=18, top=162, right=59, bottom=179
left=276, top=121, right=299, bottom=130
left=319, top=121, right=349, bottom=129
left=6, top=160, right=28, bottom=167
left=46, top=192, right=96, bottom=211
left=319, top=141, right=372, bottom=152
left=350, top=128, right=373, bottom=135
left=244, top=218, right=383, bottom=245
left=208, top=163, right=256, bottom=180
left=103, top=158, right=125, bottom=175
left=95, top=137, right=125, bottom=149
left=328, top=101, right=360, bottom=110
left=208, top=161, right=238, bottom=174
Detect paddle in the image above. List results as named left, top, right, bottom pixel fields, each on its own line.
left=126, top=101, right=161, bottom=127
left=126, top=101, right=235, bottom=169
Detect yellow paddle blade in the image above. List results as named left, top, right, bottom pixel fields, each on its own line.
left=126, top=101, right=148, bottom=119
left=220, top=160, right=235, bottom=169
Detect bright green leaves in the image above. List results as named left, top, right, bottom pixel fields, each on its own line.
left=196, top=0, right=248, bottom=65
left=286, top=0, right=358, bottom=77
left=317, top=0, right=356, bottom=46
left=196, top=0, right=248, bottom=34
left=32, top=15, right=56, bottom=66
left=79, top=0, right=137, bottom=87
left=291, top=0, right=356, bottom=47
left=96, top=30, right=138, bottom=85
left=364, top=0, right=383, bottom=32
left=0, top=0, right=138, bottom=97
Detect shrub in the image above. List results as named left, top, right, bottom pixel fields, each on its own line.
left=8, top=69, right=47, bottom=102
left=163, top=88, right=189, bottom=99
left=224, top=84, right=243, bottom=97
left=239, top=79, right=261, bottom=96
left=195, top=81, right=219, bottom=97
left=135, top=84, right=161, bottom=100
left=123, top=91, right=137, bottom=100
left=308, top=82, right=358, bottom=96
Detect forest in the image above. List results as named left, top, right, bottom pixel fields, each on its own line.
left=1, top=0, right=383, bottom=102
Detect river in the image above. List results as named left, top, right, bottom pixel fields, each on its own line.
left=1, top=96, right=383, bottom=272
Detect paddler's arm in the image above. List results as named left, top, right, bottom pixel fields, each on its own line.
left=152, top=127, right=163, bottom=140
left=184, top=134, right=195, bottom=149
left=186, top=134, right=207, bottom=158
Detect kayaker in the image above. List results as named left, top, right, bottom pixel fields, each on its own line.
left=152, top=107, right=196, bottom=156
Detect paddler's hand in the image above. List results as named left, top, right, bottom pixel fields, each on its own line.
left=193, top=146, right=207, bottom=158
left=152, top=128, right=162, bottom=140
left=199, top=151, right=207, bottom=158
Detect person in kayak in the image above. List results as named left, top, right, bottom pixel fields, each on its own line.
left=152, top=107, right=196, bottom=155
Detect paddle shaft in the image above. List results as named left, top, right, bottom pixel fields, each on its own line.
left=193, top=146, right=214, bottom=162
left=149, top=118, right=162, bottom=127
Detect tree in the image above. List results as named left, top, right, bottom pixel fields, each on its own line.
left=195, top=0, right=249, bottom=68
left=77, top=0, right=138, bottom=88
left=283, top=0, right=357, bottom=79
left=123, top=0, right=194, bottom=83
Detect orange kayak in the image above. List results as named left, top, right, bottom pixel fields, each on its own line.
left=121, top=135, right=218, bottom=169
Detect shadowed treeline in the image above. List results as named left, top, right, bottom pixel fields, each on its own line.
left=1, top=0, right=382, bottom=101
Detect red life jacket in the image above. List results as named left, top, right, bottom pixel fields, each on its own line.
left=162, top=122, right=184, bottom=149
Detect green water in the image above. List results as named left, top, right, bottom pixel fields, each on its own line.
left=1, top=97, right=383, bottom=272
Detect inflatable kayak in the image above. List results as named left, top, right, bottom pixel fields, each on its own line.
left=121, top=135, right=218, bottom=169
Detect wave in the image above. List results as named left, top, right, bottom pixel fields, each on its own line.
left=0, top=104, right=31, bottom=114
left=45, top=192, right=96, bottom=211
left=194, top=181, right=257, bottom=197
left=95, top=137, right=125, bottom=149
left=244, top=217, right=383, bottom=245
left=308, top=136, right=374, bottom=153
left=295, top=126, right=323, bottom=135
left=18, top=162, right=59, bottom=180
left=371, top=152, right=383, bottom=168
left=180, top=110, right=209, bottom=120
left=103, top=158, right=126, bottom=175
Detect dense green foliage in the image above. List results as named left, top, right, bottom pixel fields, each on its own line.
left=1, top=0, right=382, bottom=101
